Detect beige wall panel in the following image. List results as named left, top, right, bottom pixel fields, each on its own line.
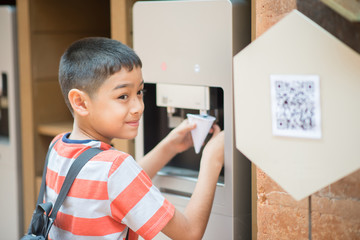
left=30, top=0, right=110, bottom=33
left=234, top=10, right=360, bottom=200
left=321, top=0, right=360, bottom=22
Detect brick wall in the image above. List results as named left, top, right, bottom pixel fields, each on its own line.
left=255, top=0, right=360, bottom=239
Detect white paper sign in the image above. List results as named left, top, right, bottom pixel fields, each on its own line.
left=270, top=75, right=321, bottom=139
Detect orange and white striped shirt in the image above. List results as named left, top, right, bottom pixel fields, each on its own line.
left=45, top=133, right=175, bottom=240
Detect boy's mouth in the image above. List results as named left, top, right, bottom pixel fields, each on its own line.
left=126, top=120, right=140, bottom=127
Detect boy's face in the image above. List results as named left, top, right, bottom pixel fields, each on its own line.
left=86, top=67, right=144, bottom=143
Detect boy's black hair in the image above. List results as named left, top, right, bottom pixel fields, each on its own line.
left=59, top=37, right=142, bottom=113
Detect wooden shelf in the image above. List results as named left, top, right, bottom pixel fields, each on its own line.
left=37, top=121, right=72, bottom=136
left=0, top=96, right=8, bottom=108
left=19, top=0, right=134, bottom=230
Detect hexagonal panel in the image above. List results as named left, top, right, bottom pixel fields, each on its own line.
left=234, top=10, right=360, bottom=200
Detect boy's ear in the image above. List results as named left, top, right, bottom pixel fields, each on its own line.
left=68, top=89, right=90, bottom=116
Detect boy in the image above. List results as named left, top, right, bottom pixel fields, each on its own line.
left=47, top=37, right=224, bottom=239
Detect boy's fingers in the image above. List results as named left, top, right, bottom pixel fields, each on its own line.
left=181, top=120, right=196, bottom=132
left=188, top=122, right=197, bottom=130
left=211, top=124, right=221, bottom=136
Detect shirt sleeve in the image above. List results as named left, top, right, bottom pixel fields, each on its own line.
left=107, top=153, right=175, bottom=240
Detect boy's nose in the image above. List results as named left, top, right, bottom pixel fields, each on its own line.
left=131, top=97, right=144, bottom=115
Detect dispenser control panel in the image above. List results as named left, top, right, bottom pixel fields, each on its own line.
left=156, top=83, right=210, bottom=110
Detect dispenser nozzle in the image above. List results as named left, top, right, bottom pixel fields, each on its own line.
left=199, top=109, right=208, bottom=116
left=167, top=106, right=175, bottom=117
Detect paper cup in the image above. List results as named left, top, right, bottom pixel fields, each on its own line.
left=187, top=114, right=216, bottom=154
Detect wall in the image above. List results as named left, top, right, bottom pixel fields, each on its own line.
left=255, top=0, right=360, bottom=239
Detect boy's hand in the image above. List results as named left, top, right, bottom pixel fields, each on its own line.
left=140, top=119, right=221, bottom=179
left=165, top=119, right=197, bottom=154
left=201, top=125, right=224, bottom=169
left=139, top=119, right=197, bottom=178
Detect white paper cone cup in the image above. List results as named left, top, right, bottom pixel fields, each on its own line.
left=187, top=114, right=216, bottom=154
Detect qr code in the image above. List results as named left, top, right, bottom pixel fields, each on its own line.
left=270, top=75, right=321, bottom=139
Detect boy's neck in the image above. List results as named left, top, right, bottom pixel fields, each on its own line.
left=69, top=120, right=112, bottom=144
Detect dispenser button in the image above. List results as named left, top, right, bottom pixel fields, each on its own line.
left=194, top=64, right=200, bottom=73
left=162, top=96, right=168, bottom=104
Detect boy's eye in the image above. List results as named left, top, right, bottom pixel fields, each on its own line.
left=118, top=95, right=128, bottom=100
left=137, top=89, right=145, bottom=96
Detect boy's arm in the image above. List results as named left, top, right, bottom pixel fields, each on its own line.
left=138, top=120, right=196, bottom=179
left=161, top=128, right=224, bottom=240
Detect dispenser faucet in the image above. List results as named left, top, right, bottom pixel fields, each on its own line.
left=199, top=109, right=208, bottom=116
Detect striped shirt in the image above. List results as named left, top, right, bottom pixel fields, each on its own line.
left=45, top=133, right=175, bottom=240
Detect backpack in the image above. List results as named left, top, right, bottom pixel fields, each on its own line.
left=21, top=140, right=102, bottom=240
